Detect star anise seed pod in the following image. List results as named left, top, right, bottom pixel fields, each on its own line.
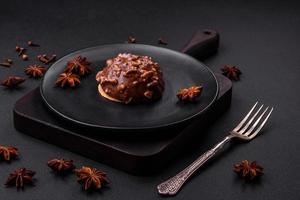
left=0, top=62, right=11, bottom=67
left=15, top=46, right=26, bottom=56
left=64, top=56, right=91, bottom=76
left=24, top=65, right=46, bottom=78
left=75, top=166, right=108, bottom=191
left=221, top=65, right=242, bottom=81
left=55, top=73, right=80, bottom=88
left=177, top=85, right=203, bottom=101
left=0, top=145, right=19, bottom=161
left=1, top=76, right=25, bottom=88
left=234, top=160, right=263, bottom=180
left=5, top=168, right=36, bottom=188
left=27, top=40, right=40, bottom=47
left=47, top=158, right=74, bottom=172
left=0, top=59, right=12, bottom=67
left=46, top=54, right=56, bottom=64
left=37, top=54, right=56, bottom=64
left=6, top=59, right=13, bottom=64
left=21, top=54, right=29, bottom=61
left=158, top=37, right=168, bottom=45
left=127, top=36, right=136, bottom=43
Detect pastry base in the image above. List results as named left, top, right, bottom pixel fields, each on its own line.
left=98, top=84, right=122, bottom=103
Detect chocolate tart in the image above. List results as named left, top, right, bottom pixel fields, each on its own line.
left=96, top=53, right=164, bottom=104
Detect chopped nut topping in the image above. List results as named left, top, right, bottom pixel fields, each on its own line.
left=132, top=81, right=138, bottom=86
left=117, top=84, right=125, bottom=91
left=125, top=69, right=138, bottom=76
left=97, top=53, right=164, bottom=103
left=144, top=90, right=153, bottom=98
left=141, top=71, right=154, bottom=79
left=147, top=80, right=158, bottom=87
left=101, top=79, right=118, bottom=85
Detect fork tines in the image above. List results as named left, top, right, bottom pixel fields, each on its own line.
left=233, top=102, right=273, bottom=139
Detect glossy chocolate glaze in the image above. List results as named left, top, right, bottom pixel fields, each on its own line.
left=96, top=53, right=164, bottom=104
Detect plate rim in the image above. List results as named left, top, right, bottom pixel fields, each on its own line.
left=40, top=43, right=219, bottom=131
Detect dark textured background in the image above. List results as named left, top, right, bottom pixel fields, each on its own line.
left=0, top=0, right=300, bottom=199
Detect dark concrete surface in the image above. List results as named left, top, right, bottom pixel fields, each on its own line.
left=0, top=0, right=299, bottom=199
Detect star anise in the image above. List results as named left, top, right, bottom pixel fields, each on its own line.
left=221, top=65, right=242, bottom=81
left=0, top=58, right=13, bottom=67
left=64, top=56, right=91, bottom=76
left=15, top=46, right=26, bottom=56
left=177, top=85, right=203, bottom=101
left=0, top=62, right=11, bottom=68
left=75, top=166, right=108, bottom=191
left=1, top=76, right=25, bottom=88
left=0, top=145, right=19, bottom=161
left=55, top=73, right=80, bottom=88
left=5, top=168, right=36, bottom=188
left=37, top=54, right=56, bottom=64
left=127, top=36, right=136, bottom=43
left=27, top=40, right=40, bottom=47
left=24, top=65, right=46, bottom=78
left=47, top=158, right=74, bottom=172
left=158, top=37, right=168, bottom=45
left=234, top=160, right=263, bottom=180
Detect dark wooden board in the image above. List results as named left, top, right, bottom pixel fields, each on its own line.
left=13, top=29, right=232, bottom=174
left=13, top=74, right=231, bottom=174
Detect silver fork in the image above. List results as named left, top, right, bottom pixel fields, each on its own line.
left=157, top=102, right=273, bottom=196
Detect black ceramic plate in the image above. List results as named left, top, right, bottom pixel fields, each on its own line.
left=41, top=44, right=218, bottom=132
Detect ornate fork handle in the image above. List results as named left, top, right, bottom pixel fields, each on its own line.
left=157, top=135, right=233, bottom=196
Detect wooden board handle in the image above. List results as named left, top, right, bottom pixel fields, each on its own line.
left=180, top=29, right=219, bottom=60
